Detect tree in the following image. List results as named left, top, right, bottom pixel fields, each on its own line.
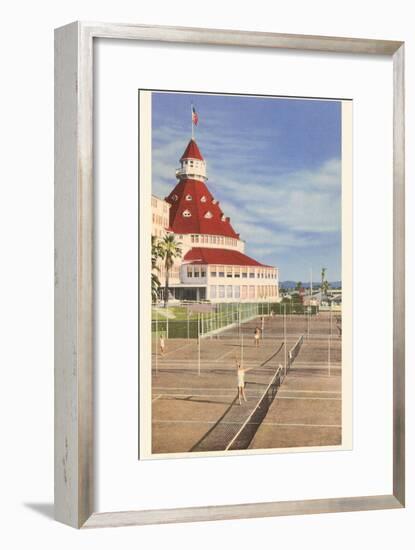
left=151, top=236, right=162, bottom=303
left=295, top=281, right=302, bottom=291
left=321, top=267, right=327, bottom=291
left=159, top=234, right=182, bottom=307
left=321, top=268, right=330, bottom=297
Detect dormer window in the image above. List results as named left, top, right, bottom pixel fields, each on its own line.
left=185, top=194, right=192, bottom=201
left=182, top=209, right=192, bottom=217
left=212, top=199, right=217, bottom=204
left=171, top=194, right=178, bottom=202
left=204, top=211, right=213, bottom=219
left=200, top=195, right=207, bottom=203
left=221, top=214, right=226, bottom=221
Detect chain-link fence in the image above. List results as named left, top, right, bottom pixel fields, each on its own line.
left=152, top=301, right=318, bottom=340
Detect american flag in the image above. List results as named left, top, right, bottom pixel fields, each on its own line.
left=192, top=105, right=199, bottom=126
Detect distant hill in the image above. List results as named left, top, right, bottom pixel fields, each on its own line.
left=280, top=281, right=342, bottom=290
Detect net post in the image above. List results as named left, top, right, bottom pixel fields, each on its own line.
left=166, top=313, right=169, bottom=340
left=187, top=307, right=189, bottom=340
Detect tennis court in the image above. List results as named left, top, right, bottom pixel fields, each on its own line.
left=151, top=311, right=342, bottom=454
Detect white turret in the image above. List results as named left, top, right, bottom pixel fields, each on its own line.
left=175, top=138, right=207, bottom=182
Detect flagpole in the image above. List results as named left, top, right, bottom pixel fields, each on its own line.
left=191, top=103, right=194, bottom=140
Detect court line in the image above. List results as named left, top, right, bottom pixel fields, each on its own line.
left=280, top=389, right=341, bottom=394
left=159, top=341, right=195, bottom=357
left=152, top=420, right=341, bottom=428
left=152, top=393, right=341, bottom=401
left=275, top=396, right=341, bottom=401
left=215, top=348, right=238, bottom=362
left=152, top=394, right=162, bottom=402
left=153, top=387, right=341, bottom=394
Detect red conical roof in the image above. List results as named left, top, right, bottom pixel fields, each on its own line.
left=180, top=139, right=204, bottom=161
left=165, top=178, right=239, bottom=238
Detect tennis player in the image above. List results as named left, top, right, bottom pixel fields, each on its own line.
left=159, top=333, right=165, bottom=356
left=236, top=359, right=254, bottom=405
left=254, top=327, right=261, bottom=347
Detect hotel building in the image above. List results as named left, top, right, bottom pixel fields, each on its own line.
left=152, top=137, right=279, bottom=303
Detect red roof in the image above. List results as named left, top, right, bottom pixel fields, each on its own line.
left=165, top=178, right=239, bottom=238
left=180, top=139, right=204, bottom=161
left=184, top=247, right=270, bottom=267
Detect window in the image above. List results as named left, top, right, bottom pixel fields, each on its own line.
left=234, top=286, right=240, bottom=299
left=241, top=286, right=247, bottom=299
left=220, top=237, right=224, bottom=245
left=249, top=269, right=255, bottom=278
left=191, top=235, right=195, bottom=243
left=182, top=209, right=191, bottom=217
left=234, top=268, right=240, bottom=278
left=219, top=286, right=225, bottom=298
left=212, top=199, right=217, bottom=204
left=201, top=268, right=206, bottom=277
left=210, top=267, right=217, bottom=277
left=226, top=267, right=233, bottom=278
left=242, top=269, right=248, bottom=279
left=171, top=194, right=178, bottom=202
left=210, top=286, right=217, bottom=299
left=221, top=214, right=226, bottom=221
left=194, top=235, right=199, bottom=243
left=226, top=286, right=232, bottom=298
left=194, top=269, right=200, bottom=278
left=218, top=266, right=225, bottom=278
left=204, top=211, right=213, bottom=219
left=201, top=196, right=207, bottom=203
left=187, top=266, right=193, bottom=278
left=249, top=286, right=255, bottom=298
left=185, top=194, right=192, bottom=201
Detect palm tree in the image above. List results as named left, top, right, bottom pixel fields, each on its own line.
left=159, top=234, right=182, bottom=307
left=322, top=279, right=330, bottom=297
left=151, top=236, right=162, bottom=303
left=295, top=281, right=302, bottom=292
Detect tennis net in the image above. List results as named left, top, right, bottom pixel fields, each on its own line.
left=288, top=334, right=304, bottom=369
left=226, top=365, right=283, bottom=451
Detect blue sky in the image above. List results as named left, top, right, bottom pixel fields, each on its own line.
left=150, top=91, right=342, bottom=282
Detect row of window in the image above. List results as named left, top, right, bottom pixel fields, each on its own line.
left=186, top=267, right=207, bottom=278
left=210, top=266, right=276, bottom=279
left=152, top=213, right=169, bottom=227
left=182, top=209, right=226, bottom=220
left=186, top=265, right=277, bottom=279
left=190, top=234, right=238, bottom=246
left=210, top=285, right=277, bottom=299
left=151, top=197, right=169, bottom=213
left=171, top=194, right=217, bottom=204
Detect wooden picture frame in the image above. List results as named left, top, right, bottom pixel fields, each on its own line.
left=54, top=21, right=405, bottom=529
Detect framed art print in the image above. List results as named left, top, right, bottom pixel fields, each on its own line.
left=139, top=89, right=352, bottom=459
left=55, top=22, right=405, bottom=528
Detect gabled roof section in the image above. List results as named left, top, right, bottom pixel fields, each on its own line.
left=180, top=139, right=204, bottom=161
left=184, top=247, right=272, bottom=267
left=165, top=178, right=239, bottom=238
